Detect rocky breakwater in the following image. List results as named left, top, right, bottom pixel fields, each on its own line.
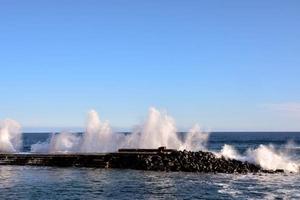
left=109, top=148, right=284, bottom=174
left=0, top=147, right=286, bottom=173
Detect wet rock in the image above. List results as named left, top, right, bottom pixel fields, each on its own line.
left=0, top=149, right=285, bottom=174
left=275, top=169, right=284, bottom=173
left=109, top=149, right=267, bottom=174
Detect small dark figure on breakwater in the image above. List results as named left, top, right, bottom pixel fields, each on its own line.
left=0, top=147, right=285, bottom=173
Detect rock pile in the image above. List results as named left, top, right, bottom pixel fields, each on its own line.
left=0, top=148, right=286, bottom=173
left=108, top=150, right=282, bottom=173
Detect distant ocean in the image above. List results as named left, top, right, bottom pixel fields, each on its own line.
left=0, top=132, right=299, bottom=199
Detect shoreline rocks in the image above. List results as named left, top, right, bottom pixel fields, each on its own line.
left=0, top=148, right=286, bottom=174
left=109, top=150, right=265, bottom=173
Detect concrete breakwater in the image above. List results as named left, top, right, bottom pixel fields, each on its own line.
left=0, top=147, right=283, bottom=173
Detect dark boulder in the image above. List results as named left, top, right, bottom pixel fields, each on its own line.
left=108, top=149, right=267, bottom=173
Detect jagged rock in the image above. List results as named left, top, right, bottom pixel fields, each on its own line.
left=109, top=150, right=264, bottom=173
left=0, top=148, right=284, bottom=174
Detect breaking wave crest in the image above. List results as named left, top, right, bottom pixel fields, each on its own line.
left=217, top=143, right=300, bottom=173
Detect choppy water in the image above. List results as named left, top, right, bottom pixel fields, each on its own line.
left=1, top=132, right=300, bottom=199
left=1, top=166, right=300, bottom=199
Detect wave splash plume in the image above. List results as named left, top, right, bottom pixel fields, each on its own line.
left=0, top=119, right=22, bottom=153
left=217, top=143, right=300, bottom=173
left=31, top=107, right=209, bottom=153
left=1, top=107, right=300, bottom=173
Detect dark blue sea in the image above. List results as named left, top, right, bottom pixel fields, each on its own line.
left=1, top=132, right=300, bottom=199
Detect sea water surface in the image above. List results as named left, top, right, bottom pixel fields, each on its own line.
left=1, top=132, right=300, bottom=199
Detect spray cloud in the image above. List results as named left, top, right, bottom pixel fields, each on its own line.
left=17, top=107, right=300, bottom=173
left=217, top=144, right=300, bottom=173
left=30, top=107, right=209, bottom=153
left=0, top=119, right=22, bottom=152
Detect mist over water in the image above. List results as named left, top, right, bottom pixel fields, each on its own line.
left=1, top=108, right=300, bottom=172
left=124, top=107, right=209, bottom=150
left=181, top=124, right=209, bottom=151
left=81, top=110, right=122, bottom=152
left=126, top=107, right=182, bottom=149
left=31, top=107, right=209, bottom=153
left=217, top=143, right=300, bottom=172
left=0, top=119, right=22, bottom=152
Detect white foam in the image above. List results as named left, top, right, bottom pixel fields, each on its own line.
left=0, top=119, right=22, bottom=152
left=122, top=107, right=209, bottom=151
left=49, top=132, right=81, bottom=153
left=30, top=107, right=208, bottom=153
left=124, top=107, right=182, bottom=149
left=246, top=144, right=299, bottom=173
left=218, top=144, right=300, bottom=173
left=180, top=124, right=209, bottom=151
left=80, top=110, right=123, bottom=152
left=217, top=144, right=244, bottom=161
left=2, top=108, right=298, bottom=173
left=30, top=141, right=50, bottom=153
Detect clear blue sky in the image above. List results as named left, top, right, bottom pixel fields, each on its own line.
left=0, top=0, right=300, bottom=131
